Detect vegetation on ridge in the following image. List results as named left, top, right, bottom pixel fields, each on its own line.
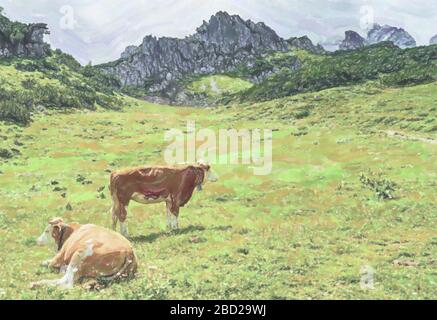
left=236, top=43, right=437, bottom=102
left=0, top=50, right=122, bottom=124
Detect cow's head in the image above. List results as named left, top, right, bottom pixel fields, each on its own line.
left=197, top=160, right=219, bottom=191
left=36, top=218, right=77, bottom=251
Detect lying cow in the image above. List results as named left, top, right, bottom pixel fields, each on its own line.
left=32, top=218, right=137, bottom=289
left=109, top=162, right=218, bottom=235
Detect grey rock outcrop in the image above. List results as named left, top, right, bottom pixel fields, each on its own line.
left=0, top=12, right=50, bottom=58
left=367, top=24, right=416, bottom=49
left=287, top=36, right=325, bottom=54
left=99, top=11, right=323, bottom=93
left=339, top=30, right=367, bottom=50
left=430, top=35, right=437, bottom=45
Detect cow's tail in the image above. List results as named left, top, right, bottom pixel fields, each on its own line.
left=99, top=251, right=138, bottom=284
left=109, top=172, right=118, bottom=197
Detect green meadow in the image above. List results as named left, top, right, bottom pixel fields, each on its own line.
left=0, top=81, right=436, bottom=300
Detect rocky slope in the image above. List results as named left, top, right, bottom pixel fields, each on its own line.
left=367, top=24, right=416, bottom=48
left=339, top=31, right=367, bottom=50
left=286, top=36, right=325, bottom=54
left=0, top=11, right=50, bottom=58
left=430, top=35, right=437, bottom=45
left=98, top=11, right=323, bottom=96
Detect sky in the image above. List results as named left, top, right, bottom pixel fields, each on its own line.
left=1, top=0, right=436, bottom=65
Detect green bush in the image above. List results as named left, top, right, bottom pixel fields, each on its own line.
left=0, top=90, right=33, bottom=124
left=360, top=171, right=397, bottom=200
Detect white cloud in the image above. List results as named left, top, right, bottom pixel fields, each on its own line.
left=0, top=0, right=436, bottom=64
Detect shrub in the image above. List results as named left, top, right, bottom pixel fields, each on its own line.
left=360, top=171, right=397, bottom=200
left=0, top=88, right=33, bottom=124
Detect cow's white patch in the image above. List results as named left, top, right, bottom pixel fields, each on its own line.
left=166, top=214, right=171, bottom=230
left=60, top=264, right=68, bottom=274
left=60, top=262, right=77, bottom=288
left=84, top=240, right=94, bottom=258
left=120, top=222, right=128, bottom=237
left=171, top=215, right=179, bottom=230
left=36, top=225, right=55, bottom=248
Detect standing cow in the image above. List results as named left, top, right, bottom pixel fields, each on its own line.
left=109, top=163, right=218, bottom=236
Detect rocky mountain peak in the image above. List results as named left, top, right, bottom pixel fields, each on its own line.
left=339, top=30, right=367, bottom=50
left=286, top=36, right=325, bottom=54
left=430, top=34, right=437, bottom=45
left=367, top=24, right=416, bottom=48
left=100, top=11, right=324, bottom=100
left=192, top=11, right=287, bottom=53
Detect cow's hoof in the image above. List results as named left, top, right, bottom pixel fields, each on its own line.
left=82, top=280, right=99, bottom=291
left=40, top=260, right=51, bottom=267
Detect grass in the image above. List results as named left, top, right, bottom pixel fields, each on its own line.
left=187, top=75, right=253, bottom=97
left=0, top=82, right=436, bottom=300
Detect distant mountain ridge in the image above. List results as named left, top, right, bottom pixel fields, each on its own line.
left=98, top=11, right=323, bottom=93
left=367, top=24, right=416, bottom=48
left=339, top=24, right=417, bottom=51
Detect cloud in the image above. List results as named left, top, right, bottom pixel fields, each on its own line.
left=0, top=0, right=436, bottom=64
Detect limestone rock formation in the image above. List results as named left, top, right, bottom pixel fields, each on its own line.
left=339, top=31, right=367, bottom=50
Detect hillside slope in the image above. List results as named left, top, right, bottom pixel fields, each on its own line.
left=237, top=43, right=437, bottom=102
left=0, top=51, right=122, bottom=124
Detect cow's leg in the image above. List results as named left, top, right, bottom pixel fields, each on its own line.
left=171, top=215, right=179, bottom=230
left=111, top=205, right=119, bottom=231
left=31, top=242, right=94, bottom=290
left=170, top=205, right=180, bottom=230
left=165, top=201, right=172, bottom=230
left=119, top=205, right=129, bottom=237
left=110, top=193, right=121, bottom=231
left=120, top=220, right=128, bottom=237
left=31, top=251, right=82, bottom=289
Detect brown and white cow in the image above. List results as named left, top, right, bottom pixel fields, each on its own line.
left=109, top=163, right=218, bottom=235
left=32, top=218, right=137, bottom=289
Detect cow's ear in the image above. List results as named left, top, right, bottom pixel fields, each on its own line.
left=51, top=224, right=62, bottom=241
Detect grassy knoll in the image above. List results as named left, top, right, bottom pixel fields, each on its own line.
left=187, top=75, right=253, bottom=97
left=0, top=82, right=436, bottom=300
